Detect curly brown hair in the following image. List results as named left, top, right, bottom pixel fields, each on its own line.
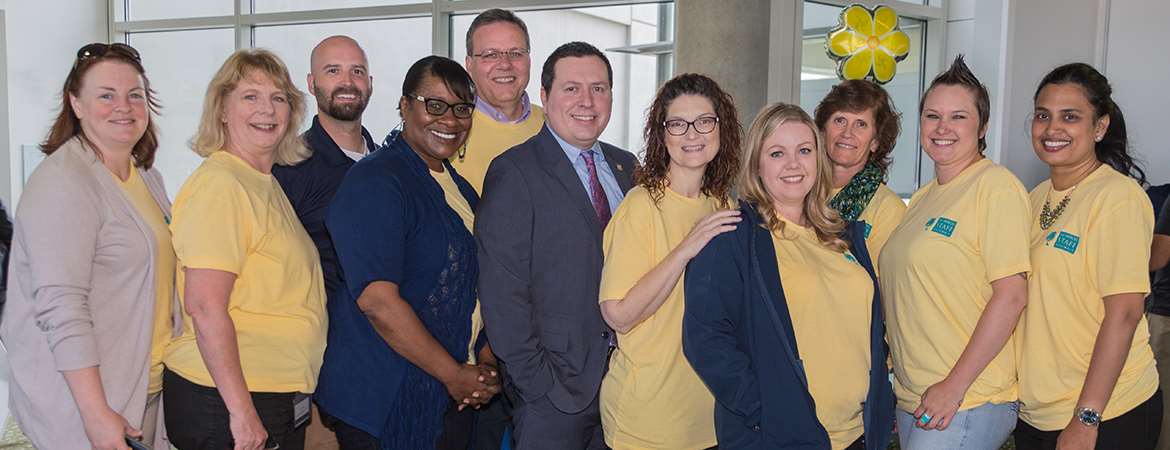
left=813, top=79, right=901, bottom=176
left=636, top=73, right=741, bottom=208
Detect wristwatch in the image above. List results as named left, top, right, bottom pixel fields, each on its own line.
left=1075, top=406, right=1101, bottom=427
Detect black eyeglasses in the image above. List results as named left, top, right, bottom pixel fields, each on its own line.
left=471, top=48, right=530, bottom=63
left=664, top=116, right=719, bottom=136
left=410, top=95, right=475, bottom=119
left=76, top=43, right=141, bottom=64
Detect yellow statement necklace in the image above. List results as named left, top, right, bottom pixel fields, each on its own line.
left=1039, top=185, right=1077, bottom=230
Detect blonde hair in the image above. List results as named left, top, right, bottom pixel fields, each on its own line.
left=191, top=48, right=310, bottom=165
left=740, top=102, right=847, bottom=252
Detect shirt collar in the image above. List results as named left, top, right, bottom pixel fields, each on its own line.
left=475, top=92, right=532, bottom=124
left=306, top=115, right=376, bottom=166
left=547, top=125, right=604, bottom=165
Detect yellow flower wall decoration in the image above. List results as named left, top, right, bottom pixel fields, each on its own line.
left=826, top=4, right=911, bottom=84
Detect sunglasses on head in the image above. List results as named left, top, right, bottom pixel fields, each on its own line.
left=76, top=43, right=141, bottom=64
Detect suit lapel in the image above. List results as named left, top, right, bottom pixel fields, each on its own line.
left=600, top=144, right=633, bottom=193
left=532, top=126, right=603, bottom=239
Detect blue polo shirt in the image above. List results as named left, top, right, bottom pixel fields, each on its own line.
left=273, top=115, right=377, bottom=302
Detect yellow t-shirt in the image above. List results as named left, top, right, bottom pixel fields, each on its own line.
left=878, top=158, right=1032, bottom=411
left=1017, top=164, right=1158, bottom=430
left=165, top=151, right=327, bottom=393
left=598, top=186, right=719, bottom=450
left=114, top=168, right=176, bottom=394
left=831, top=184, right=906, bottom=264
left=772, top=217, right=873, bottom=450
left=429, top=167, right=483, bottom=365
left=454, top=106, right=545, bottom=194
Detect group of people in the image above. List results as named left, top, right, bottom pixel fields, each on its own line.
left=0, top=6, right=1163, bottom=450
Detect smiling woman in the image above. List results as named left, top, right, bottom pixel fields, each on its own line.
left=880, top=56, right=1030, bottom=450
left=163, top=49, right=327, bottom=450
left=313, top=55, right=500, bottom=450
left=683, top=103, right=894, bottom=450
left=0, top=42, right=175, bottom=450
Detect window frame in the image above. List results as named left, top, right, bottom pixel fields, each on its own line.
left=109, top=0, right=672, bottom=56
left=778, top=0, right=947, bottom=192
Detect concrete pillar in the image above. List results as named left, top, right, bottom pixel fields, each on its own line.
left=674, top=0, right=776, bottom=128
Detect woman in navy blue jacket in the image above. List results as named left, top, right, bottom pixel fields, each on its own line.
left=683, top=103, right=894, bottom=450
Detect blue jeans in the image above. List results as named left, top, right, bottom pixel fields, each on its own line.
left=896, top=402, right=1017, bottom=450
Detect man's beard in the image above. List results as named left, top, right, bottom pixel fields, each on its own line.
left=315, top=85, right=368, bottom=121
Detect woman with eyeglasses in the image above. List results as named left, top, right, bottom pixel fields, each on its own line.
left=683, top=103, right=894, bottom=449
left=596, top=73, right=741, bottom=450
left=163, top=49, right=326, bottom=450
left=314, top=55, right=499, bottom=449
left=1, top=42, right=173, bottom=450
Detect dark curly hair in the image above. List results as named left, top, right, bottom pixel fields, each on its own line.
left=1034, top=62, right=1146, bottom=185
left=813, top=79, right=901, bottom=176
left=636, top=73, right=741, bottom=208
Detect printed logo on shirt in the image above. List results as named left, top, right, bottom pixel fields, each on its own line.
left=925, top=216, right=957, bottom=237
left=845, top=251, right=858, bottom=264
left=1044, top=230, right=1080, bottom=255
left=864, top=223, right=873, bottom=239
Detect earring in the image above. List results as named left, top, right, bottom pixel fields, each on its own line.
left=1095, top=135, right=1103, bottom=142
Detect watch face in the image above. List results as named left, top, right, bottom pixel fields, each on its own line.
left=1077, top=408, right=1101, bottom=426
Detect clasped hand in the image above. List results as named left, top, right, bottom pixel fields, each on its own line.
left=446, top=362, right=501, bottom=411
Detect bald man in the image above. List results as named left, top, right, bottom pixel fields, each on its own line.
left=272, top=36, right=377, bottom=450
left=274, top=35, right=376, bottom=303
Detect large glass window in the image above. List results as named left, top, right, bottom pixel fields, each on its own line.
left=109, top=1, right=675, bottom=194
left=452, top=3, right=672, bottom=153
left=252, top=0, right=421, bottom=14
left=123, top=1, right=235, bottom=21
left=255, top=17, right=432, bottom=141
left=127, top=28, right=236, bottom=197
left=799, top=1, right=929, bottom=196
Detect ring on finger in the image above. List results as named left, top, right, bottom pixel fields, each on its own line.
left=919, top=413, right=932, bottom=424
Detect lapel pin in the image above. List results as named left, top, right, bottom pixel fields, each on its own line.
left=616, top=163, right=624, bottom=171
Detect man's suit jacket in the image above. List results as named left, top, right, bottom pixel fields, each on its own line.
left=476, top=125, right=636, bottom=414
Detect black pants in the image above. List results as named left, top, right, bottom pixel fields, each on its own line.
left=163, top=369, right=306, bottom=450
left=318, top=407, right=380, bottom=450
left=320, top=400, right=476, bottom=450
left=1014, top=390, right=1163, bottom=450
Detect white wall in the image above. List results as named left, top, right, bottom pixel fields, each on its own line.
left=947, top=0, right=1170, bottom=189
left=0, top=0, right=106, bottom=427
left=1, top=0, right=107, bottom=208
left=1106, top=0, right=1170, bottom=187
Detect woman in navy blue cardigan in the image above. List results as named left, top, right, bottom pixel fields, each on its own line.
left=683, top=103, right=894, bottom=450
left=318, top=56, right=500, bottom=449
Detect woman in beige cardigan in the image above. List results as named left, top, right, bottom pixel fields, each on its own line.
left=1, top=43, right=174, bottom=450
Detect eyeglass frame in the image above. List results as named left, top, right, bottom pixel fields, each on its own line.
left=76, top=43, right=141, bottom=64
left=663, top=116, right=720, bottom=136
left=470, top=48, right=531, bottom=63
left=408, top=94, right=476, bottom=119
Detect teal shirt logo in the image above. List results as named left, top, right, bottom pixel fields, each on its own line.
left=925, top=216, right=957, bottom=237
left=863, top=223, right=873, bottom=239
left=1045, top=230, right=1080, bottom=254
left=844, top=252, right=858, bottom=263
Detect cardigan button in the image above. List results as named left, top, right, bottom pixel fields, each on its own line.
left=752, top=425, right=761, bottom=432
left=601, top=330, right=611, bottom=340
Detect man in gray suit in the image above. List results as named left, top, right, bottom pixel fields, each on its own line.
left=475, top=41, right=636, bottom=450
